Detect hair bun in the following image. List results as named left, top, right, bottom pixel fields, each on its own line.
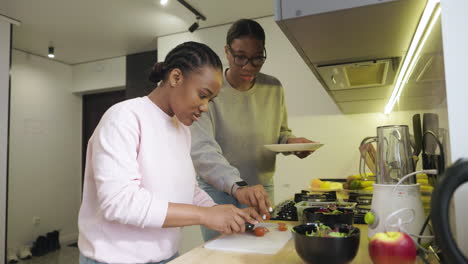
left=149, top=62, right=165, bottom=83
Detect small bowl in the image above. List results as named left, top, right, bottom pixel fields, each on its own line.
left=302, top=207, right=354, bottom=227
left=292, top=223, right=360, bottom=264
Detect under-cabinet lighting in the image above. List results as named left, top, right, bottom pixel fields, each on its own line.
left=384, top=0, right=441, bottom=114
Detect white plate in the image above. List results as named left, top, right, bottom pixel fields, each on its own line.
left=264, top=143, right=324, bottom=153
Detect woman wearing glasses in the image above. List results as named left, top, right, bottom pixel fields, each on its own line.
left=190, top=19, right=314, bottom=241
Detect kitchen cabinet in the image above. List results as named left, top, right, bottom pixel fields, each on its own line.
left=275, top=0, right=446, bottom=114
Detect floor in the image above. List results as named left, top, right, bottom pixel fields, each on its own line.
left=14, top=246, right=79, bottom=264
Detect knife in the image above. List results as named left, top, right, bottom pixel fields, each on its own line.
left=245, top=222, right=279, bottom=231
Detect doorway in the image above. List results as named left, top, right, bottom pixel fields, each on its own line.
left=82, top=90, right=126, bottom=184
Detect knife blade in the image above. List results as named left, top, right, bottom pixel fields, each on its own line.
left=245, top=222, right=279, bottom=231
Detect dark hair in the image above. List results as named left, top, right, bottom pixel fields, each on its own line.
left=226, top=19, right=265, bottom=46
left=149, top=41, right=223, bottom=83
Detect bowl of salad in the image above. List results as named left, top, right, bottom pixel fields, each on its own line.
left=302, top=204, right=354, bottom=227
left=292, top=223, right=360, bottom=264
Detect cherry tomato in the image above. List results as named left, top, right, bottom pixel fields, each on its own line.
left=254, top=227, right=269, bottom=237
left=263, top=212, right=271, bottom=220
left=278, top=225, right=288, bottom=231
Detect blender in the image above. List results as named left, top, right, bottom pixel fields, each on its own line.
left=363, top=125, right=430, bottom=242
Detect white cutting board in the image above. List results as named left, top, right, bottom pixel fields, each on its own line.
left=204, top=224, right=292, bottom=255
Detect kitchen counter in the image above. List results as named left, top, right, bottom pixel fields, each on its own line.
left=169, top=223, right=436, bottom=264
left=168, top=224, right=376, bottom=264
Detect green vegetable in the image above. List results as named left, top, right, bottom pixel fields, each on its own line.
left=322, top=209, right=343, bottom=215
left=329, top=232, right=346, bottom=237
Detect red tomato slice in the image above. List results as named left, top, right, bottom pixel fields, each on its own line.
left=278, top=225, right=288, bottom=231
left=254, top=227, right=269, bottom=237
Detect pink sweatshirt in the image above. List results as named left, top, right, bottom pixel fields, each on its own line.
left=78, top=96, right=216, bottom=264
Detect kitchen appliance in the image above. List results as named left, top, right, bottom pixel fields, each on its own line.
left=422, top=113, right=445, bottom=186
left=361, top=125, right=415, bottom=184
left=376, top=125, right=415, bottom=184
left=366, top=183, right=429, bottom=241
left=431, top=159, right=468, bottom=263
left=364, top=125, right=428, bottom=241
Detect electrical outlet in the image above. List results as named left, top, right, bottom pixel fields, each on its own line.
left=32, top=216, right=40, bottom=226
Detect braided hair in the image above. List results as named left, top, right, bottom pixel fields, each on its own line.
left=226, top=19, right=265, bottom=47
left=149, top=41, right=222, bottom=84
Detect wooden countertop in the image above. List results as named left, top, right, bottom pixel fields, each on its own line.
left=169, top=224, right=374, bottom=264
left=168, top=224, right=435, bottom=264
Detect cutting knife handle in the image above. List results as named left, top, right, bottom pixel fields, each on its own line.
left=245, top=223, right=255, bottom=231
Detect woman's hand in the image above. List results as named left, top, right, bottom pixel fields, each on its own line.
left=200, top=205, right=257, bottom=235
left=287, top=137, right=316, bottom=159
left=233, top=185, right=271, bottom=217
left=242, top=207, right=264, bottom=223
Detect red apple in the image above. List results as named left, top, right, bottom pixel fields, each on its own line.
left=369, top=231, right=417, bottom=264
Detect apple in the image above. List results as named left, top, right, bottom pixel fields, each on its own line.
left=369, top=231, right=417, bottom=264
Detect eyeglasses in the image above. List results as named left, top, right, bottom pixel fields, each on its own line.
left=228, top=46, right=267, bottom=67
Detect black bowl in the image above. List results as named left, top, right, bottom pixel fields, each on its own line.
left=302, top=207, right=354, bottom=227
left=292, top=223, right=360, bottom=264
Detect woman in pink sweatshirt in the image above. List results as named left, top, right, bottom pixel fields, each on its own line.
left=78, top=41, right=261, bottom=264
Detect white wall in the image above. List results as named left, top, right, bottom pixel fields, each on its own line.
left=0, top=19, right=11, bottom=264
left=7, top=50, right=82, bottom=249
left=441, top=0, right=468, bottom=255
left=72, top=56, right=126, bottom=94
left=159, top=16, right=449, bottom=253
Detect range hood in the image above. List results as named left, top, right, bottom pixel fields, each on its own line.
left=275, top=0, right=446, bottom=114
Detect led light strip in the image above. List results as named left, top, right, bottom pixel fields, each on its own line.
left=384, top=0, right=441, bottom=114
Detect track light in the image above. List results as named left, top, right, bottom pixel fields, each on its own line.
left=160, top=0, right=168, bottom=6
left=176, top=0, right=206, bottom=33
left=189, top=18, right=199, bottom=33
left=48, top=46, right=55, bottom=59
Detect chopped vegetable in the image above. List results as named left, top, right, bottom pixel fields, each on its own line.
left=302, top=223, right=352, bottom=238
left=254, top=227, right=269, bottom=237
left=278, top=222, right=288, bottom=231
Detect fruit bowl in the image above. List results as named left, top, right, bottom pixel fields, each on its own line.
left=292, top=223, right=360, bottom=264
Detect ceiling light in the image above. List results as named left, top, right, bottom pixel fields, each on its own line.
left=48, top=46, right=55, bottom=59
left=189, top=18, right=199, bottom=33
left=176, top=0, right=206, bottom=33
left=384, top=0, right=441, bottom=114
left=160, top=0, right=168, bottom=6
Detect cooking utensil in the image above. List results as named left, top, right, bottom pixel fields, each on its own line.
left=359, top=138, right=377, bottom=177
left=422, top=113, right=439, bottom=155
left=204, top=223, right=292, bottom=254
left=412, top=114, right=423, bottom=156
left=245, top=222, right=279, bottom=231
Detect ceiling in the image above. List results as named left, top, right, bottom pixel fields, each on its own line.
left=0, top=0, right=274, bottom=65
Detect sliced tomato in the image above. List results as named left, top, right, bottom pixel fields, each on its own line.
left=254, top=227, right=269, bottom=237
left=278, top=225, right=288, bottom=231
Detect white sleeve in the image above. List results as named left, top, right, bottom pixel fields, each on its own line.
left=90, top=113, right=168, bottom=228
